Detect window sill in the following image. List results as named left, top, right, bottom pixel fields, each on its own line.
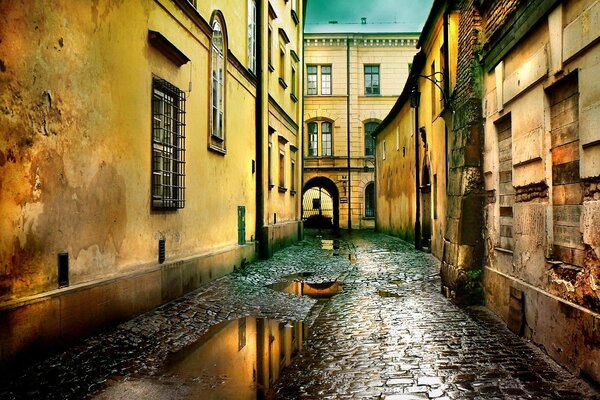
left=291, top=10, right=299, bottom=25
left=211, top=133, right=225, bottom=143
left=208, top=144, right=226, bottom=155
left=291, top=189, right=297, bottom=196
left=365, top=93, right=382, bottom=96
left=268, top=183, right=275, bottom=190
left=279, top=78, right=288, bottom=89
left=278, top=186, right=288, bottom=193
left=268, top=63, right=275, bottom=72
left=494, top=247, right=513, bottom=255
left=290, top=93, right=298, bottom=102
left=362, top=216, right=375, bottom=220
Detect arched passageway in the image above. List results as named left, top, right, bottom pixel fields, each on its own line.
left=302, top=176, right=340, bottom=230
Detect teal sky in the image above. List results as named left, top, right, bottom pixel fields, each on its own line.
left=305, top=0, right=434, bottom=33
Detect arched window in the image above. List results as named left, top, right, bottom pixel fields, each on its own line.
left=321, top=122, right=332, bottom=156
left=211, top=16, right=226, bottom=144
left=365, top=182, right=375, bottom=218
left=307, top=122, right=318, bottom=156
left=365, top=122, right=379, bottom=156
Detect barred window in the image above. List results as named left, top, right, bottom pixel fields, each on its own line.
left=152, top=77, right=186, bottom=209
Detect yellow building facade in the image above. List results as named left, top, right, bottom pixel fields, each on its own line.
left=374, top=6, right=459, bottom=261
left=0, top=0, right=302, bottom=366
left=303, top=26, right=419, bottom=230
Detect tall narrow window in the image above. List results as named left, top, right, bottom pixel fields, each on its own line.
left=365, top=65, right=380, bottom=95
left=321, top=65, right=331, bottom=95
left=291, top=0, right=299, bottom=24
left=211, top=17, right=225, bottom=144
left=291, top=63, right=297, bottom=98
left=268, top=25, right=273, bottom=70
left=268, top=127, right=274, bottom=188
left=321, top=122, right=332, bottom=156
left=247, top=0, right=256, bottom=73
left=291, top=151, right=296, bottom=193
left=152, top=77, right=186, bottom=209
left=364, top=122, right=378, bottom=156
left=365, top=183, right=375, bottom=218
left=307, top=66, right=317, bottom=95
left=496, top=116, right=514, bottom=251
left=308, top=122, right=318, bottom=156
left=279, top=142, right=286, bottom=189
left=549, top=74, right=583, bottom=266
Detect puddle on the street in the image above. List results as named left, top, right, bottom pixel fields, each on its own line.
left=96, top=317, right=304, bottom=400
left=268, top=274, right=343, bottom=299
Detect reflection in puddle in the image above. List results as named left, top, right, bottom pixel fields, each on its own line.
left=96, top=317, right=304, bottom=400
left=268, top=275, right=343, bottom=299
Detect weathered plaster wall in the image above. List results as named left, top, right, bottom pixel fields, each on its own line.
left=0, top=0, right=258, bottom=303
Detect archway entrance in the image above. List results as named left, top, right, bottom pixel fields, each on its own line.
left=302, top=177, right=340, bottom=230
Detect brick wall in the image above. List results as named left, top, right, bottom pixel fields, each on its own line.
left=453, top=0, right=482, bottom=106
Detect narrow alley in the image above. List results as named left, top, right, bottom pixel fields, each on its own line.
left=1, top=232, right=597, bottom=400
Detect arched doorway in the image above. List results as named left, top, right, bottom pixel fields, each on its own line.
left=302, top=176, right=340, bottom=230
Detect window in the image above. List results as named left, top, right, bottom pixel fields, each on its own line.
left=308, top=122, right=318, bottom=156
left=321, top=65, right=331, bottom=95
left=496, top=116, right=514, bottom=251
left=291, top=65, right=297, bottom=95
left=364, top=122, right=379, bottom=156
left=382, top=140, right=386, bottom=160
left=291, top=0, right=299, bottom=24
left=365, top=183, right=375, bottom=218
left=307, top=66, right=317, bottom=95
left=365, top=65, right=380, bottom=95
left=268, top=25, right=273, bottom=70
left=279, top=142, right=286, bottom=190
left=321, top=122, right=332, bottom=156
left=152, top=77, right=186, bottom=209
left=279, top=45, right=286, bottom=85
left=291, top=152, right=296, bottom=193
left=247, top=0, right=257, bottom=74
left=210, top=17, right=226, bottom=145
left=433, top=174, right=438, bottom=219
left=268, top=128, right=274, bottom=188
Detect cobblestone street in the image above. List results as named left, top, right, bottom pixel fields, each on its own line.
left=1, top=231, right=598, bottom=400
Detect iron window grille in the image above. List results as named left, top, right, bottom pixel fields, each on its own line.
left=365, top=65, right=380, bottom=95
left=152, top=76, right=186, bottom=210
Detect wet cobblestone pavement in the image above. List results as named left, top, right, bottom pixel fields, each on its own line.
left=1, top=231, right=599, bottom=399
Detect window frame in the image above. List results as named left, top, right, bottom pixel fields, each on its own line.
left=365, top=182, right=375, bottom=218
left=364, top=121, right=379, bottom=156
left=151, top=76, right=186, bottom=210
left=321, top=121, right=332, bottom=157
left=321, top=65, right=331, bottom=95
left=209, top=14, right=227, bottom=152
left=307, top=122, right=318, bottom=156
left=247, top=0, right=257, bottom=74
left=364, top=64, right=380, bottom=95
left=307, top=65, right=318, bottom=95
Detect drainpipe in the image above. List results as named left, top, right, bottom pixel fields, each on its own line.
left=255, top=0, right=265, bottom=257
left=443, top=11, right=451, bottom=191
left=346, top=36, right=352, bottom=231
left=300, top=6, right=306, bottom=236
left=414, top=101, right=422, bottom=250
